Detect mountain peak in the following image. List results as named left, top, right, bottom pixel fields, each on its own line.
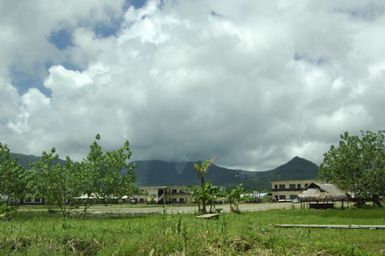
left=290, top=156, right=304, bottom=162
left=269, top=156, right=319, bottom=181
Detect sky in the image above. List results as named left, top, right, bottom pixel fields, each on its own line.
left=1, top=0, right=385, bottom=171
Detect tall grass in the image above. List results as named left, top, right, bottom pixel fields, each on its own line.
left=0, top=208, right=384, bottom=255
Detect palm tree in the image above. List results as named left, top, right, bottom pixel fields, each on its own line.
left=193, top=158, right=216, bottom=213
left=226, top=184, right=243, bottom=213
left=193, top=158, right=216, bottom=185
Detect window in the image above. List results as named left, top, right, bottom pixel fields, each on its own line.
left=297, top=184, right=301, bottom=188
left=274, top=185, right=278, bottom=189
left=279, top=184, right=285, bottom=189
left=279, top=195, right=286, bottom=200
left=289, top=184, right=296, bottom=189
left=172, top=189, right=177, bottom=194
left=305, top=183, right=308, bottom=187
left=290, top=195, right=297, bottom=200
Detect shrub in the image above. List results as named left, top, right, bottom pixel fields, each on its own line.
left=0, top=203, right=17, bottom=220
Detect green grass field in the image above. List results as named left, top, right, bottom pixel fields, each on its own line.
left=1, top=207, right=384, bottom=255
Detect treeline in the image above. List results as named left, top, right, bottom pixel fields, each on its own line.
left=0, top=134, right=136, bottom=218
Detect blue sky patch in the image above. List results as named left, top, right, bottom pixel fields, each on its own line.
left=10, top=66, right=51, bottom=96
left=129, top=0, right=147, bottom=9
left=94, top=20, right=122, bottom=38
left=49, top=28, right=73, bottom=50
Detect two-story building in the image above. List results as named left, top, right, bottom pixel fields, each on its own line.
left=271, top=179, right=316, bottom=201
left=132, top=186, right=192, bottom=204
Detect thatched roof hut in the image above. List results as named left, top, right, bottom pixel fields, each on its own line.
left=298, top=182, right=347, bottom=202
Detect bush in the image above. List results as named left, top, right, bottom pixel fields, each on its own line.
left=0, top=203, right=17, bottom=220
left=262, top=195, right=272, bottom=203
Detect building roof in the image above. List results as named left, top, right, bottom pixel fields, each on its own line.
left=271, top=179, right=316, bottom=183
left=298, top=182, right=347, bottom=201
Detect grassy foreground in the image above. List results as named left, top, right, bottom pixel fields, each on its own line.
left=1, top=208, right=384, bottom=255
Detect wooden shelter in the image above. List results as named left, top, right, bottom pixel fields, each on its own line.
left=298, top=182, right=347, bottom=209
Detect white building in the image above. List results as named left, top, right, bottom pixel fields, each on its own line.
left=132, top=186, right=192, bottom=204
left=271, top=179, right=316, bottom=201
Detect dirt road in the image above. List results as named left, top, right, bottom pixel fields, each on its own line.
left=88, top=202, right=296, bottom=215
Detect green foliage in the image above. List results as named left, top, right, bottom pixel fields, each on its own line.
left=193, top=157, right=216, bottom=184
left=29, top=149, right=89, bottom=216
left=193, top=158, right=216, bottom=213
left=191, top=182, right=222, bottom=213
left=320, top=130, right=385, bottom=207
left=226, top=184, right=244, bottom=213
left=2, top=134, right=137, bottom=218
left=0, top=203, right=17, bottom=220
left=29, top=148, right=66, bottom=213
left=0, top=143, right=28, bottom=207
left=77, top=134, right=136, bottom=218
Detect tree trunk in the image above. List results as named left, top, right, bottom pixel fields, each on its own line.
left=373, top=195, right=383, bottom=208
left=355, top=198, right=366, bottom=208
left=202, top=200, right=207, bottom=214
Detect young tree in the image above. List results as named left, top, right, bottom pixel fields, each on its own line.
left=192, top=182, right=221, bottom=213
left=29, top=148, right=65, bottom=213
left=193, top=158, right=216, bottom=214
left=0, top=143, right=28, bottom=206
left=78, top=134, right=136, bottom=218
left=207, top=185, right=221, bottom=213
left=57, top=157, right=85, bottom=216
left=194, top=158, right=216, bottom=185
left=226, top=184, right=243, bottom=213
left=320, top=130, right=385, bottom=207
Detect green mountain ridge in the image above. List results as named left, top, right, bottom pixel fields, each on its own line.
left=133, top=156, right=319, bottom=190
left=11, top=153, right=319, bottom=191
left=10, top=153, right=41, bottom=168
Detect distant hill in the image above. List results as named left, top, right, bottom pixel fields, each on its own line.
left=10, top=153, right=64, bottom=168
left=9, top=153, right=319, bottom=191
left=242, top=156, right=320, bottom=190
left=133, top=160, right=249, bottom=186
left=133, top=156, right=319, bottom=190
left=10, top=153, right=40, bottom=168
